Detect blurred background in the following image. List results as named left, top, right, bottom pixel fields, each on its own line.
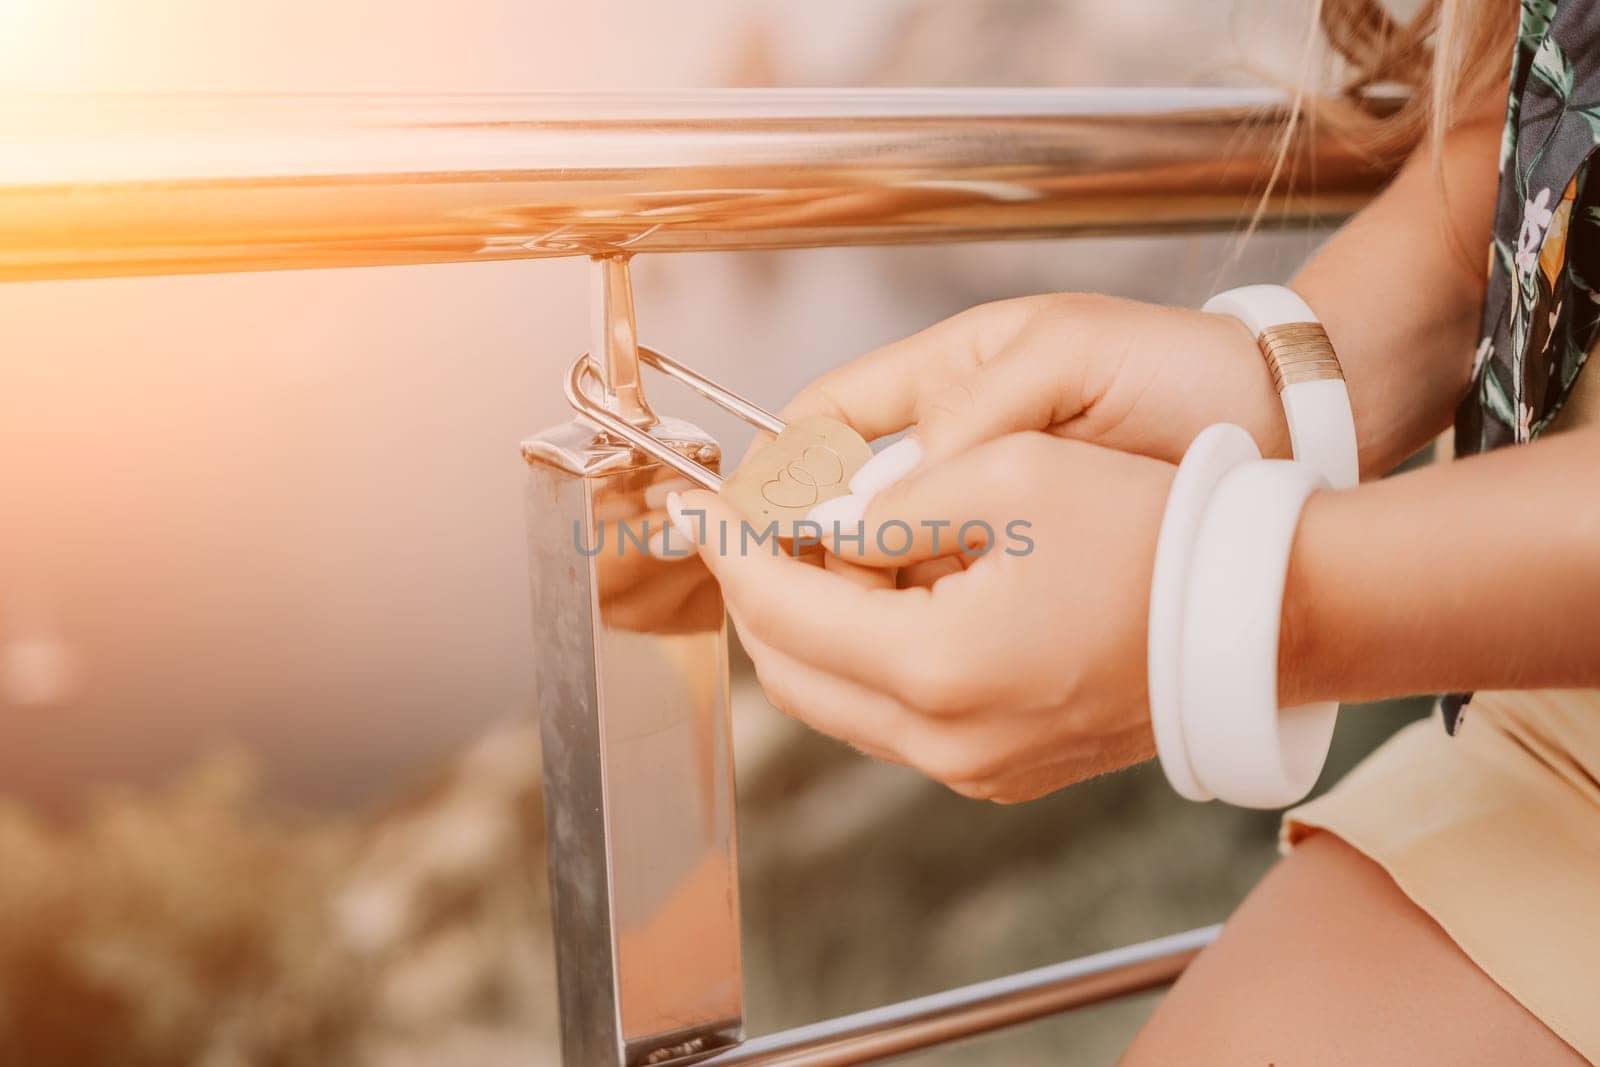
left=0, top=1, right=1427, bottom=1064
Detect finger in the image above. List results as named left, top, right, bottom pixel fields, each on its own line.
left=824, top=550, right=896, bottom=591
left=594, top=510, right=692, bottom=599
left=735, top=619, right=914, bottom=764
left=911, top=334, right=1091, bottom=466
left=948, top=755, right=1099, bottom=804
left=777, top=299, right=1036, bottom=441
left=817, top=433, right=1052, bottom=567
left=599, top=557, right=721, bottom=635
left=670, top=489, right=964, bottom=698
left=898, top=556, right=965, bottom=589
left=733, top=301, right=1035, bottom=490
left=738, top=595, right=1116, bottom=795
left=643, top=476, right=698, bottom=512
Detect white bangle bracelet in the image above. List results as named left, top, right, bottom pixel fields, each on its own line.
left=1203, top=285, right=1360, bottom=490
left=1147, top=423, right=1261, bottom=802
left=1179, top=458, right=1337, bottom=809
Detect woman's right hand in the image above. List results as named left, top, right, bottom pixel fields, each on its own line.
left=780, top=292, right=1291, bottom=474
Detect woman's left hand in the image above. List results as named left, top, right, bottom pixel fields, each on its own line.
left=669, top=433, right=1173, bottom=802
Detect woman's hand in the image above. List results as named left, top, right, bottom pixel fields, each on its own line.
left=776, top=292, right=1288, bottom=473
left=670, top=434, right=1174, bottom=803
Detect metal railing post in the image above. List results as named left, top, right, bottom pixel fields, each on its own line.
left=524, top=257, right=741, bottom=1065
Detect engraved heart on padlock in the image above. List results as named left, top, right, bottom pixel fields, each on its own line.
left=720, top=415, right=874, bottom=539
left=761, top=466, right=822, bottom=509
left=798, top=444, right=846, bottom=485
left=760, top=445, right=847, bottom=509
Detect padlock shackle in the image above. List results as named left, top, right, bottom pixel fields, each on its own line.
left=564, top=346, right=786, bottom=491
left=639, top=347, right=785, bottom=437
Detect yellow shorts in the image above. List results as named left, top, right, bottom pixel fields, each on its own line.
left=1285, top=690, right=1600, bottom=1061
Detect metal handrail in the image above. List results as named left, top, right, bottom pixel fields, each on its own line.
left=0, top=89, right=1391, bottom=281
left=698, top=926, right=1219, bottom=1067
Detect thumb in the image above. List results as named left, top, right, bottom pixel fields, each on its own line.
left=802, top=340, right=1088, bottom=562
left=775, top=297, right=1038, bottom=444
left=912, top=338, right=1090, bottom=467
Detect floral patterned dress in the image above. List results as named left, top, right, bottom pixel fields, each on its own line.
left=1443, top=0, right=1600, bottom=731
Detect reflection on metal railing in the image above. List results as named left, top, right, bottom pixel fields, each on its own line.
left=0, top=89, right=1390, bottom=281
left=700, top=926, right=1219, bottom=1067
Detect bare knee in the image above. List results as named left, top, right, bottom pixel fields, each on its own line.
left=1122, top=833, right=1583, bottom=1066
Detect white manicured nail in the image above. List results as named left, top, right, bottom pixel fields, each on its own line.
left=665, top=491, right=696, bottom=545
left=805, top=491, right=867, bottom=532
left=644, top=478, right=689, bottom=510
left=646, top=524, right=692, bottom=561
left=848, top=436, right=922, bottom=496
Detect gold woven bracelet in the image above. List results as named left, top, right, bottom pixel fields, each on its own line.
left=1256, top=321, right=1345, bottom=392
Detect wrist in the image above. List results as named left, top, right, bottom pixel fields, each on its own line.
left=1276, top=485, right=1359, bottom=707
left=1151, top=431, right=1338, bottom=809
left=1149, top=423, right=1341, bottom=808
left=1206, top=311, right=1295, bottom=461
left=1203, top=284, right=1360, bottom=490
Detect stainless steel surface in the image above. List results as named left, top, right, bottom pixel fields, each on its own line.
left=564, top=341, right=789, bottom=492
left=699, top=926, right=1220, bottom=1067
left=0, top=89, right=1394, bottom=281
left=592, top=255, right=656, bottom=425
left=523, top=415, right=741, bottom=1066
left=566, top=356, right=725, bottom=491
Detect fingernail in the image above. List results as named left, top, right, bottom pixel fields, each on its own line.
left=646, top=524, right=692, bottom=561
left=806, top=491, right=866, bottom=533
left=849, top=436, right=922, bottom=496
left=644, top=478, right=688, bottom=510
left=665, top=491, right=697, bottom=544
